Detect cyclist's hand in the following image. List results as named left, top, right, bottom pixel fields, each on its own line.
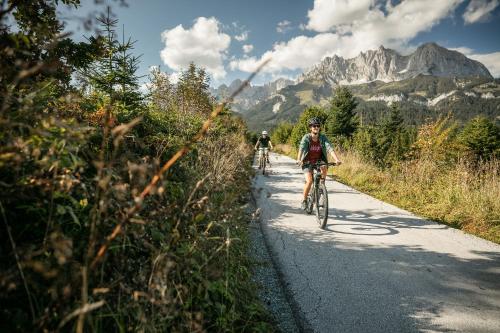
left=296, top=160, right=302, bottom=167
left=335, top=160, right=342, bottom=166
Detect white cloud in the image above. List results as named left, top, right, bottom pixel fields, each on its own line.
left=242, top=44, right=254, bottom=53
left=306, top=0, right=373, bottom=32
left=463, top=0, right=499, bottom=24
left=235, top=31, right=248, bottom=41
left=451, top=47, right=500, bottom=77
left=277, top=20, right=292, bottom=33
left=230, top=33, right=341, bottom=73
left=160, top=17, right=230, bottom=80
left=231, top=0, right=464, bottom=74
left=468, top=53, right=500, bottom=77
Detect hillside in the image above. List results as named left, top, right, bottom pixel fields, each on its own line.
left=222, top=43, right=499, bottom=132
left=242, top=75, right=499, bottom=131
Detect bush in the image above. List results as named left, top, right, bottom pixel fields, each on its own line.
left=0, top=4, right=274, bottom=331
left=271, top=122, right=294, bottom=144
left=288, top=105, right=328, bottom=148
left=458, top=116, right=500, bottom=161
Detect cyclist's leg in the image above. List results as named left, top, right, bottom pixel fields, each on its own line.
left=258, top=149, right=263, bottom=168
left=303, top=169, right=313, bottom=201
left=320, top=165, right=328, bottom=182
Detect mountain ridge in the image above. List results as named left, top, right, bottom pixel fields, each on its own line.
left=213, top=43, right=498, bottom=132
left=298, top=42, right=492, bottom=85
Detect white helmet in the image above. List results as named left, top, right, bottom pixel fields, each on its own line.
left=262, top=130, right=268, bottom=135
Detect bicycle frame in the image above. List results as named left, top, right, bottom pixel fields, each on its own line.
left=303, top=161, right=337, bottom=229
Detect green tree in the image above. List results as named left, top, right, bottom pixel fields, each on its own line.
left=458, top=116, right=500, bottom=160
left=176, top=62, right=213, bottom=115
left=288, top=105, right=328, bottom=147
left=325, top=86, right=359, bottom=140
left=271, top=121, right=294, bottom=144
left=81, top=8, right=144, bottom=119
left=372, top=103, right=414, bottom=167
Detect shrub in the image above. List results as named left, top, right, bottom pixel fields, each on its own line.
left=288, top=105, right=328, bottom=148
left=271, top=122, right=294, bottom=144
left=458, top=116, right=500, bottom=161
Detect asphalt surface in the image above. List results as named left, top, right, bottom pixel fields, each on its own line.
left=253, top=152, right=500, bottom=333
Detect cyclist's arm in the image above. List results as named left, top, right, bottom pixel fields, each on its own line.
left=323, top=136, right=342, bottom=164
left=254, top=140, right=260, bottom=150
left=297, top=135, right=308, bottom=164
left=329, top=149, right=342, bottom=164
left=269, top=141, right=274, bottom=150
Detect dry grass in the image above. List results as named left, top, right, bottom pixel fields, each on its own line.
left=273, top=143, right=293, bottom=156
left=334, top=151, right=500, bottom=243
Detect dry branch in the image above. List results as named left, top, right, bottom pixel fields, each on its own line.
left=90, top=59, right=270, bottom=269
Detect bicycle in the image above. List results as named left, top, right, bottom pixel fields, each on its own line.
left=303, top=161, right=337, bottom=229
left=257, top=147, right=269, bottom=175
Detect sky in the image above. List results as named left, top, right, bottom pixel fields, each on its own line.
left=59, top=0, right=500, bottom=87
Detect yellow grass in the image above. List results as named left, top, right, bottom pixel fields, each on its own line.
left=333, top=151, right=500, bottom=244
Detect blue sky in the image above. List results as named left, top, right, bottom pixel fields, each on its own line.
left=60, top=0, right=500, bottom=86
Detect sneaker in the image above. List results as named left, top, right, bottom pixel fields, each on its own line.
left=301, top=200, right=307, bottom=210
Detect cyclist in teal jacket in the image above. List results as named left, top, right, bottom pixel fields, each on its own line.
left=297, top=118, right=342, bottom=210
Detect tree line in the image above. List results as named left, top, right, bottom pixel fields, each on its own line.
left=272, top=86, right=500, bottom=167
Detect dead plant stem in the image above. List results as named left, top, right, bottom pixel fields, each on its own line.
left=0, top=201, right=36, bottom=322
left=90, top=59, right=271, bottom=269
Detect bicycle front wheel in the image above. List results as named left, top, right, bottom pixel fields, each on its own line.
left=315, top=181, right=328, bottom=229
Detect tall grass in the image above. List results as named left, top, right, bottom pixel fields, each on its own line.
left=335, top=151, right=500, bottom=243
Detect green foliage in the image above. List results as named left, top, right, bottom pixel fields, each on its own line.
left=411, top=116, right=460, bottom=164
left=325, top=86, right=359, bottom=140
left=176, top=62, right=213, bottom=115
left=288, top=105, right=328, bottom=147
left=458, top=116, right=500, bottom=160
left=271, top=121, right=294, bottom=144
left=0, top=4, right=274, bottom=332
left=351, top=104, right=415, bottom=168
left=80, top=8, right=144, bottom=121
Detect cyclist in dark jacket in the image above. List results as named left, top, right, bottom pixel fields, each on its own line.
left=255, top=130, right=273, bottom=164
left=297, top=118, right=341, bottom=210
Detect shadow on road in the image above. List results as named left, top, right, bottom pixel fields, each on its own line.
left=253, top=154, right=500, bottom=332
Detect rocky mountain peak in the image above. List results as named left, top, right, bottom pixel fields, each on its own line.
left=299, top=43, right=492, bottom=85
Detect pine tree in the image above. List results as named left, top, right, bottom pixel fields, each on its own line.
left=81, top=7, right=143, bottom=117
left=325, top=86, right=359, bottom=139
left=458, top=116, right=500, bottom=160
left=176, top=62, right=212, bottom=115
left=376, top=103, right=410, bottom=167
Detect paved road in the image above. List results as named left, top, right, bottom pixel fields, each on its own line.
left=253, top=153, right=500, bottom=333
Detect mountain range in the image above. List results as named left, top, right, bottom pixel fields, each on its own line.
left=212, top=43, right=499, bottom=131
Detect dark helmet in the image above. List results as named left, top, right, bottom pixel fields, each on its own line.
left=308, top=117, right=321, bottom=127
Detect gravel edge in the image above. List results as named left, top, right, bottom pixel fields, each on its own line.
left=247, top=184, right=304, bottom=333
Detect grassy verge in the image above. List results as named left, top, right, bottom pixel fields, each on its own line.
left=333, top=151, right=500, bottom=244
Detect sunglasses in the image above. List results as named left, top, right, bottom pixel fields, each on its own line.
left=310, top=125, right=320, bottom=128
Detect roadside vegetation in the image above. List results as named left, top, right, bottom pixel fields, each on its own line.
left=272, top=87, right=500, bottom=244
left=1, top=2, right=274, bottom=332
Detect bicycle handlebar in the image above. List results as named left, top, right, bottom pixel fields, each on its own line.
left=301, top=161, right=339, bottom=167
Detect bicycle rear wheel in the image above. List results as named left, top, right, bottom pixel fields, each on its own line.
left=315, top=181, right=328, bottom=229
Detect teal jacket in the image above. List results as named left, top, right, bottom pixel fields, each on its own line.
left=298, top=133, right=334, bottom=162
